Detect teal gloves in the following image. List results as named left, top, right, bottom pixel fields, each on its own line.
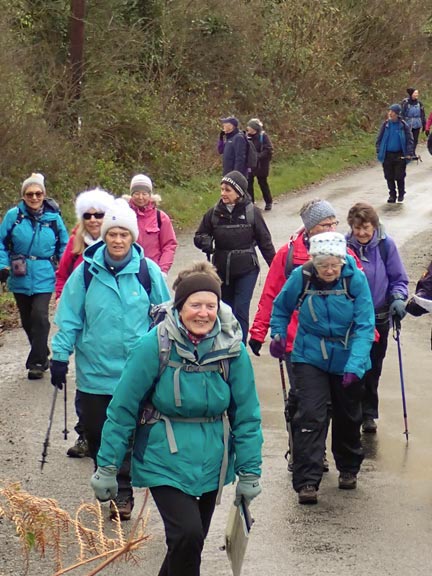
left=234, top=474, right=262, bottom=506
left=90, top=466, right=118, bottom=501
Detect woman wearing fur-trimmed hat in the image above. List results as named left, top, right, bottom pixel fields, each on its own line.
left=55, top=188, right=115, bottom=459
left=128, top=174, right=178, bottom=275
left=91, top=260, right=262, bottom=575
left=194, top=170, right=276, bottom=343
left=51, top=198, right=170, bottom=521
left=270, top=232, right=375, bottom=505
left=0, top=173, right=69, bottom=380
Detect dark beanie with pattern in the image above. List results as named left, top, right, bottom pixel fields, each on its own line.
left=221, top=171, right=248, bottom=197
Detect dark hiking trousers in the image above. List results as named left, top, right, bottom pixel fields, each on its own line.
left=74, top=389, right=85, bottom=437
left=221, top=268, right=259, bottom=343
left=247, top=174, right=273, bottom=205
left=14, top=292, right=51, bottom=369
left=383, top=152, right=406, bottom=198
left=412, top=127, right=420, bottom=153
left=151, top=486, right=218, bottom=576
left=80, top=391, right=133, bottom=499
left=362, top=318, right=390, bottom=420
left=291, top=363, right=364, bottom=492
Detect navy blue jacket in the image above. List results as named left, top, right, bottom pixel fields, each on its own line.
left=221, top=128, right=248, bottom=177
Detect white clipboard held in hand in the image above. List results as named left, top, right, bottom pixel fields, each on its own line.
left=224, top=497, right=254, bottom=576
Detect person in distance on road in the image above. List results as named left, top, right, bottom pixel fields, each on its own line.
left=246, top=118, right=274, bottom=211
left=270, top=232, right=375, bottom=505
left=400, top=87, right=426, bottom=154
left=346, top=202, right=409, bottom=434
left=376, top=103, right=414, bottom=204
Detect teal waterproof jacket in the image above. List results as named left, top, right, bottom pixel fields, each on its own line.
left=51, top=242, right=170, bottom=395
left=270, top=255, right=375, bottom=378
left=97, top=303, right=263, bottom=497
left=0, top=199, right=68, bottom=295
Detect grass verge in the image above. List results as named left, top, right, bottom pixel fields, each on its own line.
left=0, top=291, right=19, bottom=332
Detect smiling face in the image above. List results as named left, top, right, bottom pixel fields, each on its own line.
left=313, top=256, right=344, bottom=283
left=23, top=185, right=45, bottom=211
left=83, top=209, right=105, bottom=239
left=104, top=227, right=133, bottom=260
left=411, top=89, right=419, bottom=100
left=131, top=188, right=151, bottom=208
left=222, top=122, right=235, bottom=134
left=351, top=221, right=375, bottom=244
left=179, top=291, right=218, bottom=337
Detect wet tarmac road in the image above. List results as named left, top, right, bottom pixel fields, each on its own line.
left=1, top=150, right=432, bottom=575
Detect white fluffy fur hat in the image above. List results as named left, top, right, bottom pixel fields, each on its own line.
left=101, top=198, right=139, bottom=242
left=75, top=188, right=115, bottom=220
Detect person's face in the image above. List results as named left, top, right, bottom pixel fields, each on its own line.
left=179, top=291, right=218, bottom=337
left=222, top=122, right=235, bottom=134
left=388, top=110, right=398, bottom=121
left=131, top=189, right=151, bottom=207
left=246, top=126, right=257, bottom=135
left=23, top=185, right=45, bottom=211
left=309, top=217, right=339, bottom=237
left=314, top=257, right=344, bottom=283
left=105, top=227, right=133, bottom=260
left=220, top=183, right=239, bottom=204
left=351, top=221, right=375, bottom=244
left=83, top=209, right=105, bottom=239
left=412, top=90, right=419, bottom=100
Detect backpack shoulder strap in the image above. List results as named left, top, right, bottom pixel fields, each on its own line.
left=83, top=260, right=93, bottom=291
left=4, top=208, right=25, bottom=252
left=156, top=209, right=162, bottom=229
left=296, top=261, right=314, bottom=309
left=220, top=358, right=230, bottom=381
left=245, top=202, right=255, bottom=227
left=284, top=242, right=295, bottom=279
left=378, top=237, right=388, bottom=265
left=157, top=323, right=173, bottom=378
left=138, top=257, right=151, bottom=296
left=210, top=205, right=219, bottom=228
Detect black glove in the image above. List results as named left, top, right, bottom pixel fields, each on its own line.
left=50, top=360, right=68, bottom=390
left=219, top=130, right=225, bottom=140
left=248, top=338, right=262, bottom=356
left=0, top=268, right=9, bottom=283
left=425, top=130, right=430, bottom=137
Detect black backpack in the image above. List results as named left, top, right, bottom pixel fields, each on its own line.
left=243, top=132, right=258, bottom=169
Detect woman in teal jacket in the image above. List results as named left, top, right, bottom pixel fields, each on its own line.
left=91, top=261, right=263, bottom=576
left=270, top=232, right=375, bottom=505
left=51, top=198, right=170, bottom=521
left=0, top=173, right=68, bottom=379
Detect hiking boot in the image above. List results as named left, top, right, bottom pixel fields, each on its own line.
left=298, top=485, right=318, bottom=505
left=67, top=436, right=90, bottom=458
left=338, top=472, right=357, bottom=490
left=387, top=196, right=396, bottom=204
left=362, top=418, right=377, bottom=434
left=264, top=203, right=273, bottom=211
left=110, top=496, right=134, bottom=521
left=28, top=367, right=44, bottom=380
left=397, top=194, right=405, bottom=203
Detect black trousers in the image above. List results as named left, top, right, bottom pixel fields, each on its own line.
left=221, top=268, right=259, bottom=344
left=247, top=174, right=273, bottom=205
left=13, top=292, right=51, bottom=369
left=150, top=486, right=218, bottom=576
left=291, top=363, right=364, bottom=492
left=79, top=391, right=133, bottom=499
left=383, top=152, right=406, bottom=198
left=362, top=321, right=390, bottom=420
left=412, top=127, right=420, bottom=153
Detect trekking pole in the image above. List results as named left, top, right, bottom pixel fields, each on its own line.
left=392, top=315, right=409, bottom=443
left=40, top=386, right=59, bottom=470
left=63, top=381, right=69, bottom=440
left=278, top=358, right=294, bottom=461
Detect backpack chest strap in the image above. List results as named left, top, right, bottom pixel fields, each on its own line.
left=167, top=360, right=221, bottom=407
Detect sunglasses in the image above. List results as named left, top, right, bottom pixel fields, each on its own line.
left=24, top=191, right=44, bottom=199
left=83, top=212, right=105, bottom=220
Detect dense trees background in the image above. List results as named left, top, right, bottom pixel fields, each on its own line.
left=0, top=0, right=431, bottom=220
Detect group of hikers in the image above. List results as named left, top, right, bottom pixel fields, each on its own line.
left=0, top=97, right=432, bottom=574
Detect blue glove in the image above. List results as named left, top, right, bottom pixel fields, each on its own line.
left=234, top=474, right=262, bottom=506
left=269, top=335, right=286, bottom=359
left=91, top=466, right=118, bottom=501
left=342, top=372, right=360, bottom=388
left=390, top=299, right=407, bottom=320
left=50, top=360, right=68, bottom=390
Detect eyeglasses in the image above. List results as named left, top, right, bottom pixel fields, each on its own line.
left=24, top=191, right=44, bottom=199
left=315, top=262, right=343, bottom=271
left=132, top=190, right=150, bottom=197
left=318, top=220, right=339, bottom=230
left=83, top=212, right=105, bottom=220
